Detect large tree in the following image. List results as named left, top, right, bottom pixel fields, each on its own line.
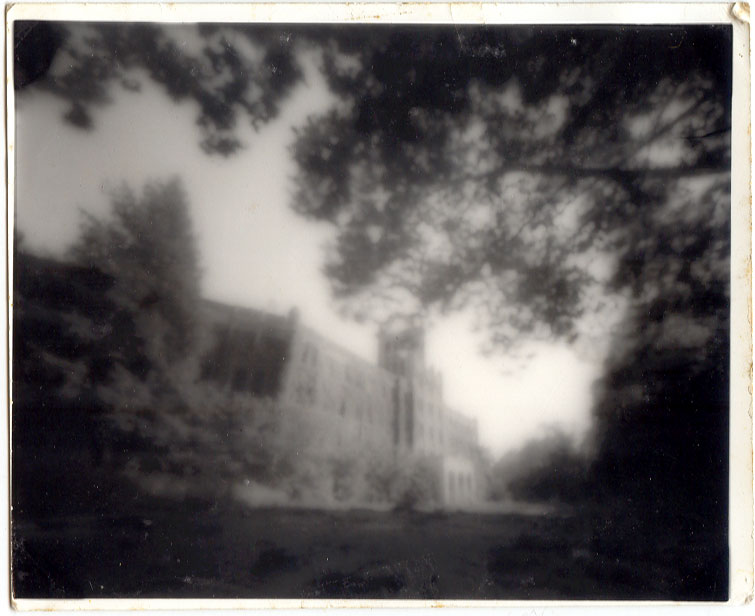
left=15, top=23, right=730, bottom=342
left=291, top=27, right=730, bottom=341
left=69, top=179, right=201, bottom=371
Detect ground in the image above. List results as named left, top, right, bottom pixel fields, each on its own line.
left=11, top=499, right=726, bottom=601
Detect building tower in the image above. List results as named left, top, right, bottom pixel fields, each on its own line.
left=378, top=315, right=431, bottom=453
left=377, top=315, right=426, bottom=377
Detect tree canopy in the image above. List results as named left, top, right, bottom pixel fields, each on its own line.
left=69, top=179, right=201, bottom=370
left=290, top=26, right=730, bottom=345
left=15, top=22, right=731, bottom=349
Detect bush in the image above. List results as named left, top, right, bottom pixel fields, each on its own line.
left=391, top=457, right=441, bottom=511
left=489, top=427, right=589, bottom=504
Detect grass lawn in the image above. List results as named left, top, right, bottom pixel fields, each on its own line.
left=11, top=500, right=726, bottom=601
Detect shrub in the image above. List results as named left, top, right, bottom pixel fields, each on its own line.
left=392, top=457, right=441, bottom=511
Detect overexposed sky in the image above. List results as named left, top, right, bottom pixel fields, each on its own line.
left=14, top=53, right=606, bottom=457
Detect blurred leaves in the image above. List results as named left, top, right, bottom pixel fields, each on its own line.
left=15, top=22, right=303, bottom=155
left=15, top=23, right=731, bottom=349
left=69, top=178, right=201, bottom=368
left=291, top=27, right=731, bottom=348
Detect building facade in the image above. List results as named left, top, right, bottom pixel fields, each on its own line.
left=201, top=300, right=484, bottom=506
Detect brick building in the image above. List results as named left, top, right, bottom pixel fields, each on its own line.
left=201, top=300, right=484, bottom=506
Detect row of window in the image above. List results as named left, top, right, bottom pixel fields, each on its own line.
left=294, top=339, right=478, bottom=455
left=299, top=341, right=394, bottom=397
left=293, top=376, right=476, bottom=456
left=292, top=369, right=393, bottom=429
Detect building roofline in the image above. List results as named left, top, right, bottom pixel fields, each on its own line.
left=202, top=297, right=481, bottom=428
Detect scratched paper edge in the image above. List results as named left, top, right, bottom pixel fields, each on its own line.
left=3, top=1, right=752, bottom=610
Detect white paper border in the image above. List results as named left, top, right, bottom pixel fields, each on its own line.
left=4, top=2, right=752, bottom=610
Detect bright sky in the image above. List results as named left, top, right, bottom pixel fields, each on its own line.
left=14, top=59, right=605, bottom=457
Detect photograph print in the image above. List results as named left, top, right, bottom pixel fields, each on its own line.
left=9, top=8, right=742, bottom=603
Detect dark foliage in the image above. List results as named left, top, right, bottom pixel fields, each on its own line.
left=12, top=180, right=203, bottom=515
left=14, top=21, right=304, bottom=154
left=69, top=179, right=201, bottom=366
left=13, top=21, right=64, bottom=89
left=12, top=252, right=138, bottom=518
left=489, top=428, right=590, bottom=503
